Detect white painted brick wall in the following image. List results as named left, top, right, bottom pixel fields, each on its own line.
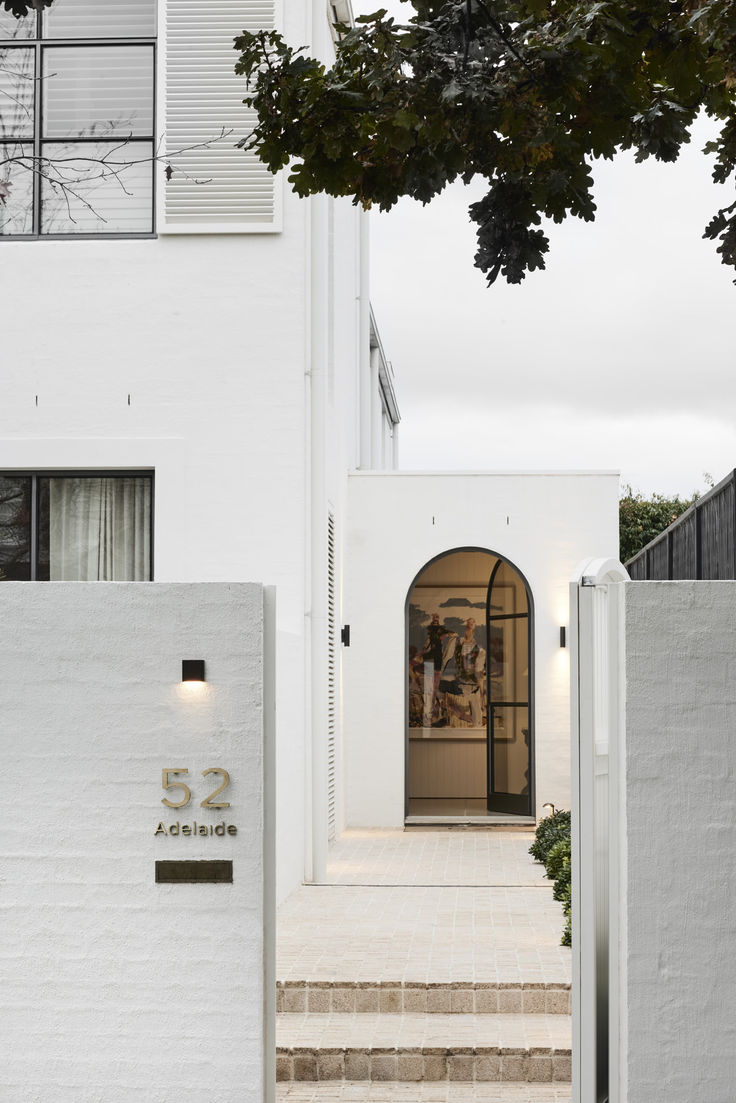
left=0, top=583, right=273, bottom=1103
left=624, top=582, right=736, bottom=1103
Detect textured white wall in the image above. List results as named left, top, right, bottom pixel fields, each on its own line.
left=0, top=583, right=274, bottom=1103
left=623, top=582, right=736, bottom=1103
left=0, top=225, right=310, bottom=901
left=343, top=471, right=619, bottom=826
left=0, top=177, right=375, bottom=899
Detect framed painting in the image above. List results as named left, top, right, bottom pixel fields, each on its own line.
left=408, top=585, right=488, bottom=730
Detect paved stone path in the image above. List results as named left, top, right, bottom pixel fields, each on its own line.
left=322, top=828, right=545, bottom=886
left=276, top=828, right=572, bottom=1101
left=277, top=830, right=570, bottom=988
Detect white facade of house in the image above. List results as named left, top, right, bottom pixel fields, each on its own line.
left=343, top=472, right=620, bottom=828
left=0, top=0, right=620, bottom=907
left=0, top=0, right=398, bottom=904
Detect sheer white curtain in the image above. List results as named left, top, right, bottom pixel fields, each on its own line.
left=49, top=478, right=151, bottom=581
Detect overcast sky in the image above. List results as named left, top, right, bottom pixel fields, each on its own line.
left=354, top=3, right=736, bottom=497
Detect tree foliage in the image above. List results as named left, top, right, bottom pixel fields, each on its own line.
left=234, top=0, right=736, bottom=285
left=2, top=0, right=52, bottom=15
left=619, top=484, right=699, bottom=562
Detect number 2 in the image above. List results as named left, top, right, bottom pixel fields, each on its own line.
left=200, top=768, right=231, bottom=809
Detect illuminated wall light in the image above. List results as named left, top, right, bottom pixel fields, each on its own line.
left=181, top=660, right=206, bottom=682
left=559, top=626, right=566, bottom=648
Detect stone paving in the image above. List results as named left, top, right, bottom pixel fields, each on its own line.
left=277, top=1011, right=571, bottom=1050
left=277, top=831, right=571, bottom=988
left=323, top=828, right=543, bottom=886
left=277, top=983, right=571, bottom=1015
left=275, top=828, right=572, bottom=1099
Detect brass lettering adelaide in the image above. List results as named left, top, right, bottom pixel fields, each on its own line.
left=154, top=821, right=238, bottom=836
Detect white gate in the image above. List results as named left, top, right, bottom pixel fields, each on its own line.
left=570, top=558, right=628, bottom=1103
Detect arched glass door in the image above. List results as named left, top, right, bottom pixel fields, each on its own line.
left=486, top=558, right=533, bottom=815
left=406, top=548, right=533, bottom=820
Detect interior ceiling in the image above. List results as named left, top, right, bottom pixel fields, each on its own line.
left=413, top=550, right=498, bottom=589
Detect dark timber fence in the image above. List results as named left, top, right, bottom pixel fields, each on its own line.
left=626, top=470, right=736, bottom=580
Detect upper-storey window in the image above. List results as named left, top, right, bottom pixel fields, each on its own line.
left=0, top=0, right=156, bottom=237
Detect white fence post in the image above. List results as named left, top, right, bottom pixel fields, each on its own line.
left=570, top=558, right=628, bottom=1103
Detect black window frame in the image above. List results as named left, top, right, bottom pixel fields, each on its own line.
left=0, top=469, right=155, bottom=580
left=0, top=6, right=157, bottom=241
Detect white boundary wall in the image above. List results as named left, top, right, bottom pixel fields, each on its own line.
left=344, top=471, right=619, bottom=828
left=622, top=581, right=736, bottom=1102
left=572, top=575, right=736, bottom=1103
left=0, top=583, right=275, bottom=1103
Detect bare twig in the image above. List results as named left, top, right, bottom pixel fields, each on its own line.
left=0, top=128, right=237, bottom=229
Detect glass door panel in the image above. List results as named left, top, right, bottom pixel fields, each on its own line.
left=488, top=557, right=528, bottom=616
left=491, top=706, right=530, bottom=797
left=487, top=559, right=532, bottom=816
left=489, top=615, right=528, bottom=705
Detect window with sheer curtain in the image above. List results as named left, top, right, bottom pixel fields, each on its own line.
left=0, top=0, right=156, bottom=237
left=0, top=474, right=152, bottom=581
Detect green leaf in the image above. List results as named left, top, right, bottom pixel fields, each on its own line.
left=233, top=0, right=736, bottom=286
left=355, top=9, right=388, bottom=22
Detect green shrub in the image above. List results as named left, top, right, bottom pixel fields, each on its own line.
left=528, top=809, right=570, bottom=864
left=619, top=485, right=699, bottom=563
left=530, top=810, right=571, bottom=946
left=560, top=880, right=572, bottom=947
left=546, top=838, right=571, bottom=900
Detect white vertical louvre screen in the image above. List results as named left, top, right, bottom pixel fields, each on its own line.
left=163, top=0, right=281, bottom=232
left=327, top=512, right=337, bottom=842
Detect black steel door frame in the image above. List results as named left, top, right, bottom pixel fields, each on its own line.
left=404, top=546, right=535, bottom=820
left=485, top=556, right=535, bottom=816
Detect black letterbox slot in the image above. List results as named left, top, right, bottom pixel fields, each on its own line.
left=155, top=860, right=233, bottom=884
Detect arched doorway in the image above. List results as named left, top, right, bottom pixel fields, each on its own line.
left=406, top=547, right=534, bottom=821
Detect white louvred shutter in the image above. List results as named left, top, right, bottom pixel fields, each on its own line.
left=327, top=512, right=337, bottom=842
left=161, top=0, right=282, bottom=233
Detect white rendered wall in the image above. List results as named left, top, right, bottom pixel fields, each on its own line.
left=0, top=583, right=275, bottom=1103
left=621, top=582, right=736, bottom=1103
left=0, top=217, right=313, bottom=905
left=0, top=0, right=400, bottom=899
left=0, top=184, right=378, bottom=899
left=343, top=471, right=619, bottom=826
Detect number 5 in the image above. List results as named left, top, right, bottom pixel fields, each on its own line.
left=161, top=768, right=191, bottom=808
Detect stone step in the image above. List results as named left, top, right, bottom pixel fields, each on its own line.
left=277, top=982, right=570, bottom=1015
left=276, top=1012, right=571, bottom=1083
left=277, top=1084, right=573, bottom=1101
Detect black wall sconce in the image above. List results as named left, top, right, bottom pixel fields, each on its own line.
left=182, top=659, right=206, bottom=682
left=341, top=625, right=351, bottom=647
left=559, top=627, right=566, bottom=648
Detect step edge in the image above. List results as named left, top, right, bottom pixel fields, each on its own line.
left=275, top=1047, right=572, bottom=1083
left=276, top=981, right=571, bottom=1015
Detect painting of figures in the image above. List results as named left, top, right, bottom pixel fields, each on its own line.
left=408, top=584, right=516, bottom=731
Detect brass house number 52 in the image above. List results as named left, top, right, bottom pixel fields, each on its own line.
left=161, top=768, right=231, bottom=809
